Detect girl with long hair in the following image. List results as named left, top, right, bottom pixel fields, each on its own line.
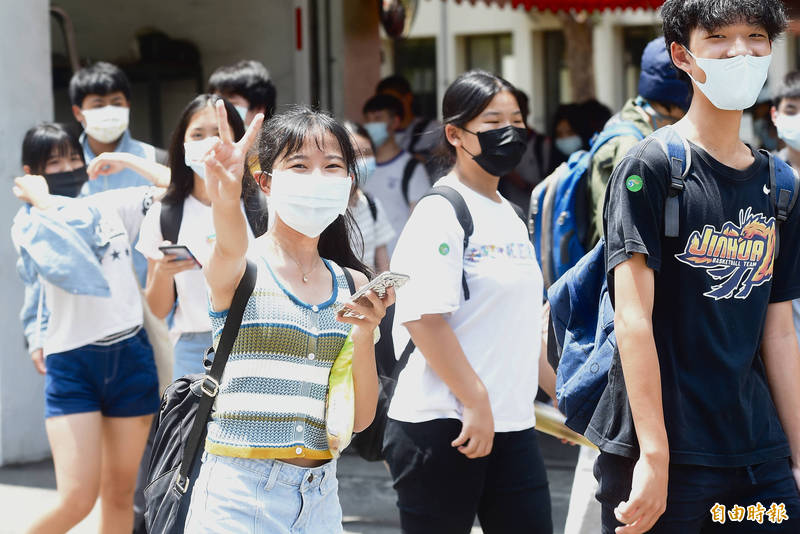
left=183, top=102, right=392, bottom=532
left=384, top=70, right=557, bottom=533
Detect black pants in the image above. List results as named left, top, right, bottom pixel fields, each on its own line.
left=595, top=452, right=800, bottom=533
left=383, top=418, right=553, bottom=534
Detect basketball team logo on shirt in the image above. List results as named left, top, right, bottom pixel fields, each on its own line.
left=675, top=208, right=776, bottom=300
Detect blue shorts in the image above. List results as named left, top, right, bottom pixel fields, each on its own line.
left=172, top=331, right=213, bottom=381
left=44, top=329, right=160, bottom=418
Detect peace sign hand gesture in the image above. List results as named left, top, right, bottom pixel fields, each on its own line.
left=204, top=100, right=264, bottom=208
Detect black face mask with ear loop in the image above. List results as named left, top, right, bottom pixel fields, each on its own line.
left=461, top=125, right=528, bottom=177
left=43, top=167, right=88, bottom=198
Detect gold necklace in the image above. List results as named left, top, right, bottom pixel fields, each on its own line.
left=269, top=237, right=319, bottom=283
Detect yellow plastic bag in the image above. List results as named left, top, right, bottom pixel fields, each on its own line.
left=326, top=329, right=355, bottom=457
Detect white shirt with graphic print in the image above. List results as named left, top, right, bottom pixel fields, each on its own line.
left=388, top=173, right=543, bottom=432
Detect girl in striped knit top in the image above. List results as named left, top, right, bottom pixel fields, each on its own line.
left=184, top=101, right=392, bottom=533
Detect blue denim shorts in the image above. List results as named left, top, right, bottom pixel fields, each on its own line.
left=44, top=329, right=160, bottom=418
left=185, top=452, right=342, bottom=534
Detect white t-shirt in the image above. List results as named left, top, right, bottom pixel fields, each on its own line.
left=388, top=174, right=544, bottom=432
left=362, top=150, right=429, bottom=254
left=42, top=187, right=154, bottom=356
left=349, top=190, right=396, bottom=270
left=136, top=195, right=254, bottom=338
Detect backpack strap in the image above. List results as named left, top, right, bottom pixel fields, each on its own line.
left=651, top=126, right=691, bottom=238
left=401, top=157, right=421, bottom=206
left=159, top=200, right=184, bottom=245
left=363, top=192, right=378, bottom=222
left=765, top=151, right=800, bottom=258
left=419, top=186, right=474, bottom=301
left=174, top=260, right=257, bottom=494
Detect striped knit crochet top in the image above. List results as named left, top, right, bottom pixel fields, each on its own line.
left=205, top=256, right=352, bottom=460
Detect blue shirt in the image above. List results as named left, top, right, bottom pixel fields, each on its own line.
left=80, top=130, right=156, bottom=195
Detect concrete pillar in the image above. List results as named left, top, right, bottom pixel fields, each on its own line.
left=341, top=0, right=381, bottom=121
left=0, top=0, right=53, bottom=465
left=592, top=19, right=623, bottom=110
left=510, top=20, right=535, bottom=118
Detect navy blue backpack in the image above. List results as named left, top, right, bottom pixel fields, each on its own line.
left=547, top=126, right=800, bottom=434
left=529, top=122, right=645, bottom=288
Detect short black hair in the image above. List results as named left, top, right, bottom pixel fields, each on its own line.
left=362, top=94, right=405, bottom=120
left=342, top=120, right=376, bottom=155
left=68, top=62, right=131, bottom=107
left=662, top=0, right=787, bottom=83
left=208, top=60, right=277, bottom=119
left=773, top=71, right=800, bottom=109
left=22, top=123, right=83, bottom=175
left=376, top=75, right=412, bottom=96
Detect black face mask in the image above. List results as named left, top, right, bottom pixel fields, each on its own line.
left=43, top=167, right=88, bottom=198
left=462, top=125, right=528, bottom=177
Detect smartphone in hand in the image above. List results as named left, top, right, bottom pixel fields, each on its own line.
left=157, top=244, right=202, bottom=268
left=333, top=271, right=409, bottom=317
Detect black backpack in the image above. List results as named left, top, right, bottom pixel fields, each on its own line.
left=142, top=260, right=257, bottom=533
left=350, top=186, right=474, bottom=461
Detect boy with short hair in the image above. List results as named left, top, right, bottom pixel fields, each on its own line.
left=362, top=93, right=430, bottom=254
left=208, top=59, right=276, bottom=126
left=594, top=1, right=800, bottom=532
left=69, top=62, right=160, bottom=195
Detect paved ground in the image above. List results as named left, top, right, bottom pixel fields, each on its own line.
left=0, top=434, right=579, bottom=534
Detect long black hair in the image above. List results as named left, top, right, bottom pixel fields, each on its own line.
left=22, top=123, right=84, bottom=174
left=257, top=106, right=371, bottom=277
left=433, top=69, right=518, bottom=173
left=162, top=94, right=247, bottom=205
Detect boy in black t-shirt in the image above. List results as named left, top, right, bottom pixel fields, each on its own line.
left=595, top=1, right=800, bottom=532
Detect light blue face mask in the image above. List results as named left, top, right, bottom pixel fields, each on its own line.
left=355, top=156, right=377, bottom=186
left=364, top=122, right=389, bottom=147
left=555, top=135, right=583, bottom=156
left=234, top=105, right=248, bottom=122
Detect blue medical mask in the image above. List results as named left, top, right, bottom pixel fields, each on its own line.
left=635, top=96, right=677, bottom=126
left=355, top=156, right=377, bottom=185
left=555, top=135, right=583, bottom=156
left=234, top=105, right=248, bottom=122
left=364, top=122, right=390, bottom=147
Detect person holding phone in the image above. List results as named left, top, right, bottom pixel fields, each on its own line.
left=384, top=70, right=557, bottom=534
left=103, top=94, right=263, bottom=380
left=182, top=102, right=392, bottom=532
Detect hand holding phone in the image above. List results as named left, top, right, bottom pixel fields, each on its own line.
left=157, top=244, right=202, bottom=268
left=334, top=271, right=409, bottom=318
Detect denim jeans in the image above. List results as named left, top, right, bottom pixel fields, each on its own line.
left=172, top=331, right=212, bottom=381
left=184, top=452, right=342, bottom=534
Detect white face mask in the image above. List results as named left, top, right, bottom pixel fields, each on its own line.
left=268, top=170, right=352, bottom=238
left=684, top=47, right=772, bottom=111
left=81, top=105, right=130, bottom=144
left=184, top=136, right=219, bottom=180
left=355, top=156, right=377, bottom=185
left=776, top=113, right=800, bottom=151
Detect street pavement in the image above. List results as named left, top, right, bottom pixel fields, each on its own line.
left=0, top=433, right=579, bottom=534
